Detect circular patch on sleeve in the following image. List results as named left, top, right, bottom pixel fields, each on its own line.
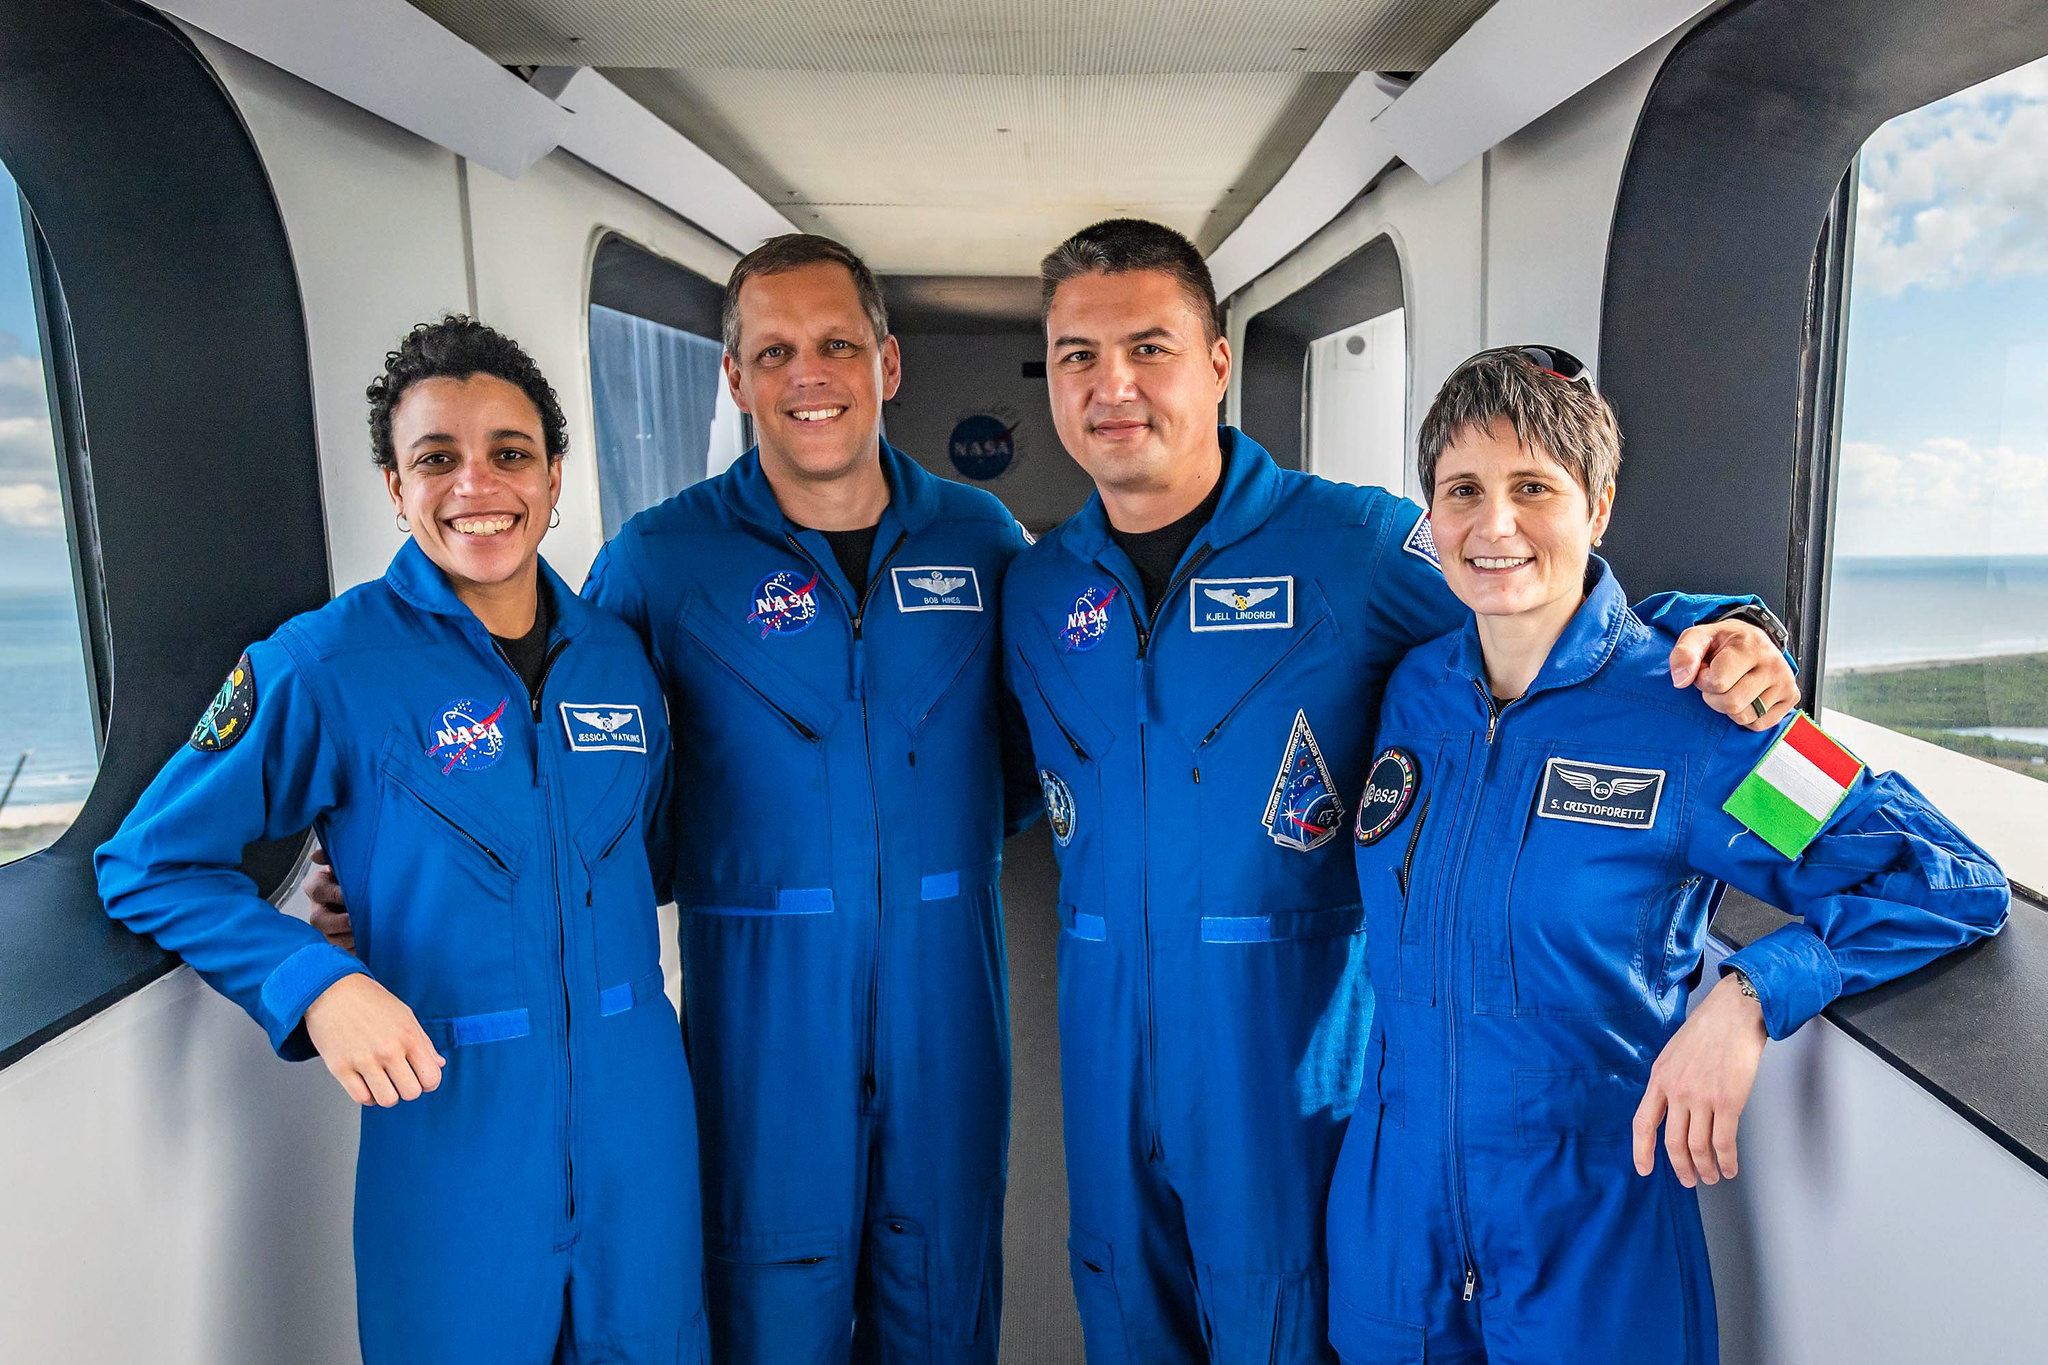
left=190, top=652, right=258, bottom=752
left=1353, top=747, right=1419, bottom=845
left=1039, top=769, right=1076, bottom=846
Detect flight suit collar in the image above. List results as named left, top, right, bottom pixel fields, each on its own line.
left=383, top=536, right=591, bottom=642
left=716, top=437, right=941, bottom=539
left=1447, top=555, right=1632, bottom=702
left=1063, top=424, right=1285, bottom=571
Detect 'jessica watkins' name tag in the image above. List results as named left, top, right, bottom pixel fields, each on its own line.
left=1537, top=757, right=1664, bottom=830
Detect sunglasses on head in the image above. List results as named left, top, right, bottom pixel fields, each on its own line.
left=1508, top=344, right=1595, bottom=392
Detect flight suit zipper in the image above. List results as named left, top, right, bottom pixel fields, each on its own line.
left=1444, top=679, right=1514, bottom=1304
left=1113, top=543, right=1212, bottom=1161
left=786, top=529, right=907, bottom=1109
left=494, top=632, right=577, bottom=1228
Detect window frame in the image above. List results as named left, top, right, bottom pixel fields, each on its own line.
left=1602, top=0, right=2048, bottom=1178
left=0, top=0, right=329, bottom=1069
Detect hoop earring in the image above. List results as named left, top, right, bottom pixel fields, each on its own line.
left=549, top=506, right=561, bottom=529
left=396, top=512, right=409, bottom=533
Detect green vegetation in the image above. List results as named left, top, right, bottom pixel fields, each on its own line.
left=0, top=823, right=66, bottom=866
left=1826, top=652, right=2048, bottom=783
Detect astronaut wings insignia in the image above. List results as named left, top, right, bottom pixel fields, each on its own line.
left=1262, top=709, right=1344, bottom=852
left=558, top=702, right=648, bottom=754
left=1190, top=575, right=1293, bottom=631
left=1538, top=757, right=1665, bottom=829
left=891, top=564, right=983, bottom=612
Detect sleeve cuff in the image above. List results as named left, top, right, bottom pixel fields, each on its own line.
left=259, top=942, right=369, bottom=1060
left=1724, top=923, right=1843, bottom=1040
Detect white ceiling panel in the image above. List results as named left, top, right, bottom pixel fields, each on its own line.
left=406, top=1, right=1502, bottom=273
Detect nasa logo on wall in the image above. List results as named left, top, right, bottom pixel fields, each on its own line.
left=427, top=696, right=510, bottom=774
left=948, top=410, right=1020, bottom=481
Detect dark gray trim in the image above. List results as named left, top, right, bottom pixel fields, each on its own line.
left=1236, top=235, right=1404, bottom=471
left=0, top=0, right=328, bottom=1068
left=589, top=233, right=722, bottom=339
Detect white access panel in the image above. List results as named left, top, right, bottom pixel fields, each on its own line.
left=1305, top=307, right=1409, bottom=498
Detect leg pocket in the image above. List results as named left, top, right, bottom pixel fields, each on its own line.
left=1066, top=1228, right=1133, bottom=1365
left=705, top=1228, right=850, bottom=1365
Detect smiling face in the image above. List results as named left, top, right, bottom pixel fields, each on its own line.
left=1430, top=414, right=1614, bottom=622
left=724, top=261, right=901, bottom=489
left=383, top=373, right=559, bottom=604
left=1045, top=268, right=1230, bottom=513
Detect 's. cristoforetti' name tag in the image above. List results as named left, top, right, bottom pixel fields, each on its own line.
left=1537, top=757, right=1665, bottom=830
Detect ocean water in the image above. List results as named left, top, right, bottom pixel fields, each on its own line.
left=0, top=586, right=99, bottom=811
left=1825, top=555, right=2048, bottom=671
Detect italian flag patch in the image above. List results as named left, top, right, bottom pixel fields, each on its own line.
left=1723, top=712, right=1865, bottom=859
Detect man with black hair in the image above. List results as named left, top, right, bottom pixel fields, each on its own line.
left=1003, top=217, right=1800, bottom=1363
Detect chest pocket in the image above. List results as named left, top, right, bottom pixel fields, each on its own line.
left=1013, top=643, right=1115, bottom=930
left=369, top=729, right=532, bottom=1018
left=569, top=752, right=659, bottom=1013
left=1170, top=575, right=1332, bottom=753
left=671, top=591, right=835, bottom=892
left=1353, top=731, right=1447, bottom=1006
left=1486, top=742, right=1689, bottom=1018
left=893, top=612, right=992, bottom=735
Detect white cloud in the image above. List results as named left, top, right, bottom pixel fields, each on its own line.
left=1855, top=55, right=2048, bottom=295
left=1834, top=434, right=2048, bottom=555
left=0, top=480, right=61, bottom=529
left=0, top=411, right=55, bottom=478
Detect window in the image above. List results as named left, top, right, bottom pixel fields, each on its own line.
left=1824, top=53, right=2048, bottom=882
left=0, top=163, right=93, bottom=867
left=1303, top=308, right=1407, bottom=495
left=587, top=235, right=742, bottom=539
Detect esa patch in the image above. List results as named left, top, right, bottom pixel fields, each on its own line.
left=189, top=652, right=257, bottom=752
left=892, top=565, right=983, bottom=613
left=1403, top=514, right=1441, bottom=569
left=1263, top=709, right=1344, bottom=852
left=748, top=569, right=821, bottom=638
left=1353, top=747, right=1418, bottom=845
left=1190, top=576, right=1294, bottom=632
left=427, top=696, right=510, bottom=774
left=1039, top=769, right=1075, bottom=846
left=1061, top=585, right=1118, bottom=653
left=559, top=702, right=647, bottom=753
left=1537, top=757, right=1665, bottom=830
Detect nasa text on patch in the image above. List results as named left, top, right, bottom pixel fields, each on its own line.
left=748, top=568, right=821, bottom=638
left=559, top=702, right=648, bottom=753
left=1190, top=576, right=1294, bottom=632
left=1403, top=514, right=1441, bottom=569
left=1061, top=585, right=1118, bottom=653
left=1536, top=757, right=1665, bottom=830
left=427, top=696, right=510, bottom=774
left=891, top=565, right=983, bottom=613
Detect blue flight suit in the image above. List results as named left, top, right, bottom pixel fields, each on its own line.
left=1001, top=428, right=1757, bottom=1365
left=583, top=440, right=1035, bottom=1365
left=97, top=541, right=707, bottom=1365
left=1329, top=559, right=2008, bottom=1365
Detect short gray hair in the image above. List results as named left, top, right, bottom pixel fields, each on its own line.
left=1417, top=349, right=1621, bottom=500
left=721, top=233, right=889, bottom=357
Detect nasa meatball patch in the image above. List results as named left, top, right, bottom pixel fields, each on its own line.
left=1537, top=757, right=1665, bottom=830
left=1353, top=747, right=1418, bottom=845
left=189, top=652, right=257, bottom=752
left=748, top=568, right=821, bottom=638
left=559, top=702, right=648, bottom=753
left=427, top=697, right=510, bottom=774
left=1060, top=585, right=1118, bottom=653
left=891, top=565, right=983, bottom=612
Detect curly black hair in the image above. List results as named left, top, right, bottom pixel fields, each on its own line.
left=366, top=315, right=568, bottom=470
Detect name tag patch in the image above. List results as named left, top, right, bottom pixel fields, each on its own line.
left=560, top=702, right=648, bottom=753
left=892, top=565, right=983, bottom=612
left=1191, top=576, right=1294, bottom=631
left=1537, top=757, right=1664, bottom=830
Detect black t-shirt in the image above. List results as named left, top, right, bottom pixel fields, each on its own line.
left=820, top=523, right=881, bottom=601
left=1108, top=474, right=1225, bottom=613
left=491, top=582, right=553, bottom=702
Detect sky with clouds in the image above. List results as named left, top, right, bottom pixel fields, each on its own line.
left=0, top=156, right=64, bottom=591
left=1836, top=54, right=2048, bottom=558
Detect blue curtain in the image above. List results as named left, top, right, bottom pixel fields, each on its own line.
left=589, top=303, right=726, bottom=540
